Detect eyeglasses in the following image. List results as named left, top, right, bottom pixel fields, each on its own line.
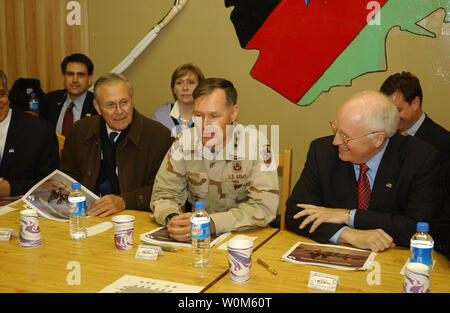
left=329, top=121, right=379, bottom=145
left=100, top=99, right=131, bottom=111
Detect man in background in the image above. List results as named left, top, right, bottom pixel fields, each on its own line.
left=379, top=71, right=449, bottom=160
left=380, top=72, right=450, bottom=254
left=0, top=70, right=59, bottom=201
left=60, top=73, right=172, bottom=217
left=41, top=53, right=97, bottom=136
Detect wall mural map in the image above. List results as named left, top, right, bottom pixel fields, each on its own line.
left=225, top=0, right=450, bottom=105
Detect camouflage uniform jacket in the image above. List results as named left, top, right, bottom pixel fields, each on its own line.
left=150, top=124, right=280, bottom=234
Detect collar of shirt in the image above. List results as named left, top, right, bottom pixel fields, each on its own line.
left=170, top=100, right=193, bottom=127
left=56, top=92, right=88, bottom=134
left=66, top=91, right=87, bottom=113
left=353, top=138, right=390, bottom=190
left=105, top=123, right=121, bottom=144
left=169, top=100, right=180, bottom=119
left=406, top=112, right=425, bottom=136
left=0, top=108, right=12, bottom=157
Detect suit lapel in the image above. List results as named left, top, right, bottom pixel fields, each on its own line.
left=370, top=135, right=403, bottom=211
left=414, top=114, right=429, bottom=139
left=333, top=158, right=358, bottom=209
left=51, top=91, right=66, bottom=124
left=1, top=110, right=21, bottom=174
left=80, top=91, right=94, bottom=118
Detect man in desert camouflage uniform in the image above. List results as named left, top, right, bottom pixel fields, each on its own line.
left=150, top=78, right=279, bottom=242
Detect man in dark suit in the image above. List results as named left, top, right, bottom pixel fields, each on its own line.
left=0, top=70, right=59, bottom=200
left=380, top=72, right=450, bottom=257
left=379, top=71, right=449, bottom=159
left=285, top=91, right=443, bottom=252
left=40, top=53, right=97, bottom=136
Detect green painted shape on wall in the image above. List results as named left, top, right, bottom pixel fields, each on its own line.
left=297, top=0, right=450, bottom=106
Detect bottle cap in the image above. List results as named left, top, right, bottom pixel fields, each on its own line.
left=417, top=222, right=429, bottom=232
left=31, top=92, right=36, bottom=97
left=72, top=182, right=81, bottom=190
left=195, top=201, right=205, bottom=209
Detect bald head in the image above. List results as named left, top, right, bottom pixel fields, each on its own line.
left=339, top=90, right=399, bottom=138
left=332, top=91, right=399, bottom=164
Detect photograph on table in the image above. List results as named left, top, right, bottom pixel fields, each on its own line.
left=282, top=241, right=377, bottom=270
left=23, top=170, right=98, bottom=221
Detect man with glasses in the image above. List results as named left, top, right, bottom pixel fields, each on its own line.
left=40, top=53, right=97, bottom=136
left=285, top=90, right=443, bottom=252
left=60, top=73, right=172, bottom=217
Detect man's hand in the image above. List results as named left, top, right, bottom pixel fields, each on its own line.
left=0, top=178, right=11, bottom=197
left=166, top=213, right=217, bottom=242
left=167, top=213, right=192, bottom=242
left=87, top=194, right=126, bottom=217
left=339, top=228, right=395, bottom=252
left=294, top=203, right=351, bottom=233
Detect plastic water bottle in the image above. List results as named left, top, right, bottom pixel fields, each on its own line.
left=410, top=222, right=434, bottom=270
left=68, top=182, right=87, bottom=240
left=191, top=201, right=210, bottom=267
left=29, top=92, right=39, bottom=113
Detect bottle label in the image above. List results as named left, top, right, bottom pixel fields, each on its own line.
left=191, top=217, right=210, bottom=239
left=410, top=246, right=433, bottom=265
left=69, top=200, right=86, bottom=216
left=30, top=100, right=39, bottom=111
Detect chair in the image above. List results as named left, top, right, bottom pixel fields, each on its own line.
left=56, top=133, right=65, bottom=160
left=25, top=110, right=38, bottom=117
left=277, top=149, right=292, bottom=230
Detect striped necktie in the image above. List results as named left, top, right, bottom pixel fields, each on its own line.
left=109, top=132, right=119, bottom=146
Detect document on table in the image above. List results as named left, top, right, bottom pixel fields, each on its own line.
left=282, top=241, right=376, bottom=271
left=140, top=226, right=231, bottom=248
left=22, top=169, right=99, bottom=222
left=98, top=275, right=204, bottom=293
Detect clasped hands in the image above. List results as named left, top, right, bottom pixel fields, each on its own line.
left=294, top=203, right=395, bottom=252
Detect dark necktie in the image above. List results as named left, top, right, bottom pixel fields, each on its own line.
left=109, top=132, right=119, bottom=146
left=62, top=102, right=75, bottom=137
left=357, top=163, right=370, bottom=210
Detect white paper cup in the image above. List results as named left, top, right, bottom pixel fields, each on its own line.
left=19, top=209, right=42, bottom=248
left=403, top=262, right=431, bottom=293
left=227, top=239, right=254, bottom=283
left=112, top=215, right=135, bottom=250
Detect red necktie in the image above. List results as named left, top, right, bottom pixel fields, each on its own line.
left=357, top=163, right=370, bottom=210
left=62, top=102, right=75, bottom=137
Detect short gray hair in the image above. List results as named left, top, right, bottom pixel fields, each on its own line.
left=93, top=73, right=133, bottom=102
left=354, top=90, right=399, bottom=138
left=0, top=70, right=8, bottom=93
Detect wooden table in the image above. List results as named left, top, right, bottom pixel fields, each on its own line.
left=205, top=230, right=450, bottom=293
left=0, top=208, right=278, bottom=293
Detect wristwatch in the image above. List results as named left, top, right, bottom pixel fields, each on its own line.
left=164, top=213, right=179, bottom=227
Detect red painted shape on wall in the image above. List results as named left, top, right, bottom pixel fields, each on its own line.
left=245, top=0, right=387, bottom=102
